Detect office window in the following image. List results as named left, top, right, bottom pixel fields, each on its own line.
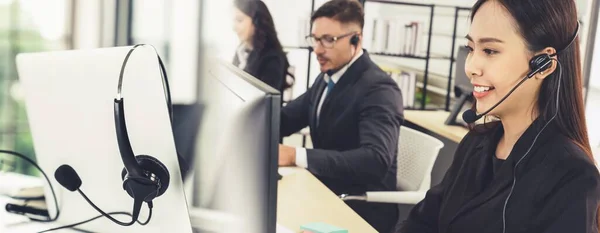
left=130, top=0, right=200, bottom=104
left=130, top=0, right=170, bottom=59
left=0, top=0, right=73, bottom=175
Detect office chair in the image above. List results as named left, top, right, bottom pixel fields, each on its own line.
left=340, top=126, right=443, bottom=204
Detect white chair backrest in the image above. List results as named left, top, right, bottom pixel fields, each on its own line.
left=396, top=126, right=444, bottom=192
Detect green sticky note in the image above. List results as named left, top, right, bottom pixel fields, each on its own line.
left=300, top=222, right=348, bottom=233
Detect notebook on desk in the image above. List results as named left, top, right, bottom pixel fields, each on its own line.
left=0, top=172, right=44, bottom=199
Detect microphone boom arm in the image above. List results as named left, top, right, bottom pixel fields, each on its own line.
left=467, top=75, right=530, bottom=123
left=77, top=189, right=138, bottom=226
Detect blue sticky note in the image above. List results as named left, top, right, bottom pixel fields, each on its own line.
left=300, top=222, right=348, bottom=233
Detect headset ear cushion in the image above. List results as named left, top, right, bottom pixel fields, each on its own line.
left=121, top=155, right=170, bottom=198
left=529, top=54, right=552, bottom=73
left=350, top=35, right=359, bottom=46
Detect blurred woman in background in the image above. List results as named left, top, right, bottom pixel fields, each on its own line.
left=232, top=0, right=293, bottom=93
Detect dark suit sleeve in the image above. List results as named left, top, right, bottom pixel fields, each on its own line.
left=304, top=81, right=403, bottom=185
left=398, top=131, right=474, bottom=233
left=280, top=91, right=310, bottom=137
left=256, top=55, right=285, bottom=91
left=530, top=158, right=600, bottom=233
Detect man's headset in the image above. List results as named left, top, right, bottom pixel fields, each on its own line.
left=325, top=33, right=360, bottom=77
left=52, top=44, right=173, bottom=228
left=350, top=34, right=360, bottom=46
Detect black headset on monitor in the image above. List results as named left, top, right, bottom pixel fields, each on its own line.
left=52, top=44, right=174, bottom=228
left=114, top=44, right=172, bottom=205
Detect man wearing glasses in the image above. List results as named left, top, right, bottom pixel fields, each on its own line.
left=278, top=0, right=404, bottom=232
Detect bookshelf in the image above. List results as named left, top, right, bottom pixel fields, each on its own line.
left=282, top=0, right=472, bottom=111
left=363, top=0, right=472, bottom=111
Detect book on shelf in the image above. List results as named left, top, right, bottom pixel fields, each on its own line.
left=297, top=17, right=311, bottom=47
left=364, top=17, right=425, bottom=56
left=387, top=70, right=416, bottom=109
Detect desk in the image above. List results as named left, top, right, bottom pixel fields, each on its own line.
left=404, top=110, right=469, bottom=143
left=0, top=196, right=78, bottom=233
left=277, top=167, right=377, bottom=233
left=2, top=168, right=376, bottom=233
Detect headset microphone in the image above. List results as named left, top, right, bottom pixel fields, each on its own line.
left=55, top=165, right=82, bottom=191
left=54, top=164, right=145, bottom=226
left=462, top=74, right=531, bottom=123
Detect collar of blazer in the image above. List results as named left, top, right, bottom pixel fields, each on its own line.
left=320, top=50, right=370, bottom=96
left=472, top=117, right=560, bottom=170
left=446, top=117, right=560, bottom=227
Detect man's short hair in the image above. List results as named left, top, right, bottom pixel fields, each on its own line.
left=310, top=0, right=364, bottom=30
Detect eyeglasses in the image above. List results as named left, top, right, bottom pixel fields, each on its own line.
left=305, top=32, right=357, bottom=49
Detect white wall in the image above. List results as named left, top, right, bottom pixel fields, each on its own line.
left=586, top=10, right=600, bottom=150
left=167, top=0, right=200, bottom=104
left=200, top=0, right=238, bottom=60
left=590, top=20, right=600, bottom=89
left=128, top=0, right=201, bottom=104
left=72, top=0, right=116, bottom=49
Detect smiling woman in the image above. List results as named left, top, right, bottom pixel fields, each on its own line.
left=397, top=0, right=600, bottom=233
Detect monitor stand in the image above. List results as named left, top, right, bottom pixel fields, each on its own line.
left=445, top=93, right=473, bottom=127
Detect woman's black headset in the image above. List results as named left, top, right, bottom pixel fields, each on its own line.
left=501, top=22, right=580, bottom=233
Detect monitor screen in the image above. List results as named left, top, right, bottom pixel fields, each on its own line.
left=192, top=60, right=280, bottom=233
left=454, top=46, right=472, bottom=97
left=446, top=46, right=474, bottom=127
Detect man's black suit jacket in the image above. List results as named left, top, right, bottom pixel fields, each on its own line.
left=281, top=51, right=404, bottom=233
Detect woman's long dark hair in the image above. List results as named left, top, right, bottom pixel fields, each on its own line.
left=234, top=0, right=294, bottom=89
left=234, top=0, right=282, bottom=54
left=470, top=0, right=596, bottom=228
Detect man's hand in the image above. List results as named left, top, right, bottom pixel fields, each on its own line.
left=278, top=144, right=296, bottom=166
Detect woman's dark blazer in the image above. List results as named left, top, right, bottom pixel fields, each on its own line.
left=233, top=47, right=288, bottom=92
left=398, top=119, right=600, bottom=233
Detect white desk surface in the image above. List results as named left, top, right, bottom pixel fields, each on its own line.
left=277, top=167, right=377, bottom=232
left=0, top=196, right=79, bottom=233
left=2, top=168, right=375, bottom=233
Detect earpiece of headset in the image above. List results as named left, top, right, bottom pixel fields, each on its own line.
left=526, top=21, right=580, bottom=79
left=326, top=33, right=361, bottom=77
left=114, top=44, right=171, bottom=204
left=350, top=34, right=359, bottom=46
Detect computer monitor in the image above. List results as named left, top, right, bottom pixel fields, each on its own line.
left=191, top=59, right=280, bottom=233
left=445, top=46, right=474, bottom=126
left=172, top=103, right=204, bottom=181
left=15, top=46, right=193, bottom=233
